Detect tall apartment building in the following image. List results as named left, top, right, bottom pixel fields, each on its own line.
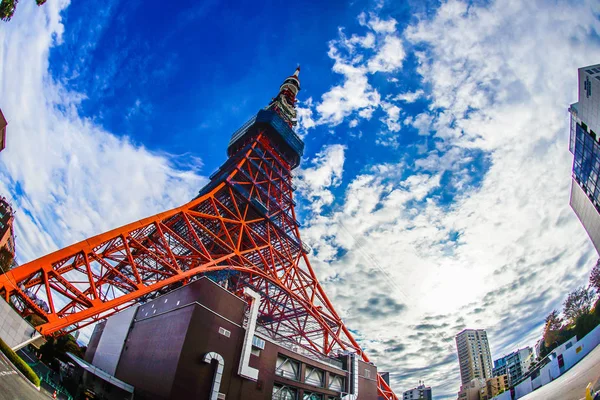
left=455, top=329, right=493, bottom=385
left=569, top=63, right=600, bottom=254
left=492, top=347, right=533, bottom=385
left=402, top=381, right=432, bottom=400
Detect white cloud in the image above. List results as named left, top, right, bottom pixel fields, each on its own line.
left=309, top=13, right=406, bottom=130
left=367, top=35, right=405, bottom=73
left=296, top=97, right=316, bottom=136
left=381, top=101, right=402, bottom=132
left=412, top=112, right=433, bottom=136
left=360, top=12, right=398, bottom=34
left=394, top=89, right=425, bottom=103
left=295, top=144, right=346, bottom=215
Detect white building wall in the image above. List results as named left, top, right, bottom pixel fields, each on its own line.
left=92, top=306, right=138, bottom=376
left=514, top=378, right=532, bottom=398
left=491, top=390, right=511, bottom=400
left=570, top=179, right=600, bottom=254
left=561, top=323, right=600, bottom=371
left=0, top=297, right=40, bottom=350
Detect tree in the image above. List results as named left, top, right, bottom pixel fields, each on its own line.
left=543, top=310, right=563, bottom=347
left=590, top=258, right=600, bottom=294
left=563, top=286, right=595, bottom=324
left=574, top=313, right=599, bottom=340
left=0, top=246, right=13, bottom=274
left=0, top=0, right=47, bottom=22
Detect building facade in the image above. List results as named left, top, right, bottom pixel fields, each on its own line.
left=457, top=378, right=485, bottom=400
left=479, top=375, right=508, bottom=400
left=569, top=63, right=600, bottom=254
left=402, top=381, right=432, bottom=400
left=455, top=329, right=493, bottom=385
left=492, top=347, right=533, bottom=385
left=84, top=277, right=379, bottom=400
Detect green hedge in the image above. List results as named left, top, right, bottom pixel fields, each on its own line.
left=0, top=337, right=41, bottom=388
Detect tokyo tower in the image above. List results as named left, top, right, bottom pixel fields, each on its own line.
left=0, top=68, right=398, bottom=399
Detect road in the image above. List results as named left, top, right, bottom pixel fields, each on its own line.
left=521, top=343, right=600, bottom=400
left=0, top=352, right=49, bottom=400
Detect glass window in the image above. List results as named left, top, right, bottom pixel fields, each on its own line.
left=303, top=392, right=322, bottom=400
left=272, top=384, right=297, bottom=400
left=275, top=355, right=300, bottom=381
left=328, top=375, right=345, bottom=392
left=304, top=366, right=324, bottom=387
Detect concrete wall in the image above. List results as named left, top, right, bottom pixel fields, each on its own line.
left=492, top=390, right=511, bottom=400
left=92, top=306, right=137, bottom=376
left=0, top=297, right=40, bottom=350
left=538, top=359, right=558, bottom=386
left=560, top=323, right=600, bottom=372
left=514, top=378, right=532, bottom=398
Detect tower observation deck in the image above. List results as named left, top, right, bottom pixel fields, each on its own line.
left=0, top=68, right=398, bottom=399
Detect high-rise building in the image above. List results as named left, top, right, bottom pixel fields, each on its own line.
left=455, top=329, right=493, bottom=385
left=492, top=347, right=533, bottom=385
left=568, top=63, right=600, bottom=254
left=403, top=381, right=432, bottom=400
left=0, top=108, right=6, bottom=152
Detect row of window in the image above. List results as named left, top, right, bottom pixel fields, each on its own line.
left=272, top=384, right=340, bottom=400
left=274, top=355, right=345, bottom=391
left=586, top=67, right=600, bottom=75
left=573, top=123, right=600, bottom=206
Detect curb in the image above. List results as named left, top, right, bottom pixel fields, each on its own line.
left=0, top=349, right=41, bottom=392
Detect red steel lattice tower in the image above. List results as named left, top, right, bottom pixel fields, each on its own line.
left=0, top=68, right=398, bottom=399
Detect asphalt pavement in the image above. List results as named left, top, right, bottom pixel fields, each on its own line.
left=0, top=352, right=49, bottom=400
left=521, top=343, right=600, bottom=400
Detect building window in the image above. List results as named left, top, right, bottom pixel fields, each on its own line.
left=275, top=355, right=300, bottom=381
left=252, top=335, right=266, bottom=350
left=218, top=327, right=231, bottom=337
left=304, top=366, right=324, bottom=387
left=328, top=375, right=345, bottom=392
left=303, top=392, right=322, bottom=400
left=365, top=369, right=371, bottom=379
left=272, top=383, right=297, bottom=400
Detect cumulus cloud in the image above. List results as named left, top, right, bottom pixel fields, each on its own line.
left=394, top=89, right=425, bottom=103
left=309, top=13, right=406, bottom=130
left=295, top=144, right=346, bottom=214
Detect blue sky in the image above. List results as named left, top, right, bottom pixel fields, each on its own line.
left=1, top=0, right=600, bottom=398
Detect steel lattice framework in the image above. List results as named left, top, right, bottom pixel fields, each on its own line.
left=0, top=68, right=398, bottom=399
